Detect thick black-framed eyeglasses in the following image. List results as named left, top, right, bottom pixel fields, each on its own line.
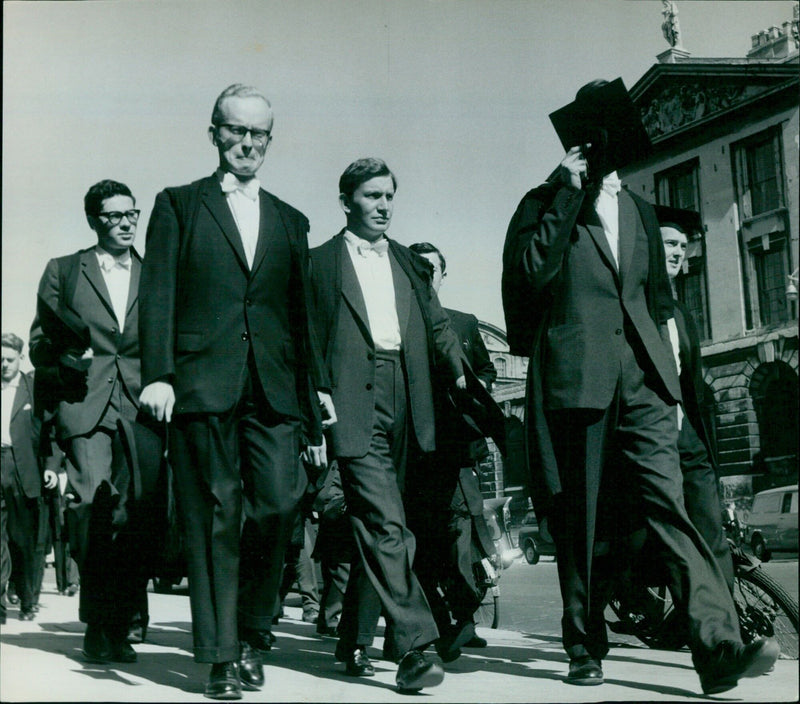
left=97, top=209, right=140, bottom=225
left=217, top=123, right=272, bottom=144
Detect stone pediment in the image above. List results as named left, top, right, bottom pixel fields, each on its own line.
left=630, top=63, right=798, bottom=141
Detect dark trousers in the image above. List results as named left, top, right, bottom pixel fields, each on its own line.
left=278, top=515, right=320, bottom=616
left=1, top=447, right=40, bottom=612
left=170, top=368, right=306, bottom=663
left=1, top=484, right=9, bottom=623
left=680, top=420, right=734, bottom=590
left=338, top=351, right=439, bottom=655
left=318, top=558, right=350, bottom=630
left=65, top=429, right=148, bottom=627
left=547, top=338, right=740, bottom=667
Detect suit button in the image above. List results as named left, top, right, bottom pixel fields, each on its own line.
left=367, top=353, right=374, bottom=361
left=615, top=329, right=623, bottom=335
left=115, top=354, right=120, bottom=360
left=366, top=383, right=373, bottom=391
left=241, top=332, right=249, bottom=341
left=108, top=377, right=114, bottom=383
left=111, top=327, right=117, bottom=333
left=245, top=298, right=252, bottom=306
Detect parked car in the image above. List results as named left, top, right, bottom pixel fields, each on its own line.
left=746, top=484, right=798, bottom=561
left=517, top=510, right=557, bottom=564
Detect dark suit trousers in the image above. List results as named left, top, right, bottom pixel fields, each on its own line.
left=170, top=366, right=305, bottom=663
left=1, top=446, right=41, bottom=612
left=547, top=335, right=740, bottom=666
left=338, top=351, right=439, bottom=655
left=680, top=419, right=734, bottom=590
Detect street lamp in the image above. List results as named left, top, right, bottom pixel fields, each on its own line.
left=787, top=268, right=799, bottom=302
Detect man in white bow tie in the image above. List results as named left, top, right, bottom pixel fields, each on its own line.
left=138, top=84, right=332, bottom=700
left=502, top=79, right=777, bottom=694
left=29, top=180, right=147, bottom=664
left=308, top=158, right=466, bottom=692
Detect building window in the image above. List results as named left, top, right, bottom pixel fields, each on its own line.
left=494, top=357, right=507, bottom=378
left=655, top=159, right=711, bottom=340
left=734, top=129, right=784, bottom=219
left=733, top=128, right=791, bottom=329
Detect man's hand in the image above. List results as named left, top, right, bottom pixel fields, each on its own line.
left=559, top=145, right=589, bottom=190
left=139, top=381, right=176, bottom=423
left=317, top=391, right=337, bottom=428
left=455, top=375, right=467, bottom=390
left=43, top=469, right=58, bottom=491
left=302, top=435, right=327, bottom=468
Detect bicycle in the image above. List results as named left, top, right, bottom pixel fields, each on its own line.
left=607, top=539, right=799, bottom=659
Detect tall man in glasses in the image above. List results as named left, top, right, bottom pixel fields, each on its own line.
left=29, top=179, right=146, bottom=664
left=138, top=84, right=331, bottom=700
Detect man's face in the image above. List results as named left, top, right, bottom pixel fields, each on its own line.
left=89, top=195, right=137, bottom=256
left=1, top=346, right=22, bottom=383
left=340, top=175, right=395, bottom=241
left=210, top=96, right=273, bottom=178
left=661, top=226, right=688, bottom=280
left=419, top=252, right=444, bottom=294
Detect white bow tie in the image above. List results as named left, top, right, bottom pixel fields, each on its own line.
left=357, top=238, right=389, bottom=257
left=220, top=173, right=260, bottom=201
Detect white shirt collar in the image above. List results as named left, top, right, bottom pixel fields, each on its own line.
left=95, top=246, right=132, bottom=272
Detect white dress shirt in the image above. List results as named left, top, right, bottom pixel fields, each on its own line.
left=593, top=171, right=622, bottom=268
left=95, top=246, right=132, bottom=333
left=1, top=372, right=21, bottom=446
left=343, top=230, right=402, bottom=351
left=219, top=170, right=260, bottom=269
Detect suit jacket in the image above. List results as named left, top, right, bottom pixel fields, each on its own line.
left=6, top=373, right=43, bottom=499
left=502, top=182, right=680, bottom=522
left=673, top=299, right=717, bottom=472
left=138, top=174, right=323, bottom=443
left=309, top=232, right=463, bottom=459
left=29, top=248, right=142, bottom=440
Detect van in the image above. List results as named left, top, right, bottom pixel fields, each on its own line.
left=746, top=484, right=798, bottom=561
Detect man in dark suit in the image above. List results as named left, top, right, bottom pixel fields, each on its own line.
left=29, top=180, right=146, bottom=663
left=138, top=84, right=331, bottom=700
left=309, top=158, right=464, bottom=692
left=501, top=80, right=777, bottom=694
left=1, top=333, right=58, bottom=622
left=406, top=242, right=499, bottom=660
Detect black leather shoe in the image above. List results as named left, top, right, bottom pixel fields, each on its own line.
left=343, top=646, right=375, bottom=677
left=105, top=624, right=137, bottom=663
left=238, top=642, right=264, bottom=691
left=82, top=623, right=112, bottom=664
left=242, top=628, right=275, bottom=654
left=566, top=656, right=604, bottom=685
left=19, top=609, right=36, bottom=621
left=316, top=624, right=339, bottom=637
left=396, top=649, right=444, bottom=691
left=436, top=621, right=476, bottom=663
left=699, top=638, right=780, bottom=695
left=464, top=634, right=488, bottom=648
left=205, top=662, right=242, bottom=700
left=7, top=592, right=19, bottom=605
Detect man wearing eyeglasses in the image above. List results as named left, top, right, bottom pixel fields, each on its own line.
left=139, top=84, right=332, bottom=700
left=29, top=179, right=145, bottom=665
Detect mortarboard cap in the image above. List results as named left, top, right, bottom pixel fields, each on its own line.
left=653, top=204, right=704, bottom=237
left=549, top=77, right=652, bottom=179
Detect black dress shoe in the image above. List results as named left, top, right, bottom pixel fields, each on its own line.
left=343, top=646, right=375, bottom=677
left=105, top=623, right=137, bottom=663
left=566, top=655, right=604, bottom=685
left=18, top=609, right=36, bottom=621
left=316, top=624, right=338, bottom=638
left=464, top=634, right=488, bottom=648
left=238, top=641, right=264, bottom=691
left=396, top=649, right=444, bottom=691
left=699, top=638, right=780, bottom=695
left=7, top=592, right=20, bottom=605
left=242, top=628, right=275, bottom=654
left=82, top=623, right=112, bottom=663
left=436, top=621, right=476, bottom=663
left=205, top=662, right=242, bottom=700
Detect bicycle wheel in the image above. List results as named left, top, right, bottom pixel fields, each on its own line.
left=734, top=566, right=799, bottom=660
left=474, top=584, right=500, bottom=629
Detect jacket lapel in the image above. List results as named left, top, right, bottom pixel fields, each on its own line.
left=249, top=190, right=279, bottom=278
left=580, top=208, right=620, bottom=285
left=9, top=377, right=28, bottom=422
left=80, top=250, right=116, bottom=321
left=200, top=176, right=249, bottom=273
left=617, top=190, right=638, bottom=283
left=125, top=253, right=141, bottom=317
left=339, top=239, right=373, bottom=345
left=388, top=244, right=411, bottom=339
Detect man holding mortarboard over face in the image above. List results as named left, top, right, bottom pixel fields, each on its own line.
left=501, top=79, right=778, bottom=694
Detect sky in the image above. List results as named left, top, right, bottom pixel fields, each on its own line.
left=3, top=0, right=796, bottom=364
